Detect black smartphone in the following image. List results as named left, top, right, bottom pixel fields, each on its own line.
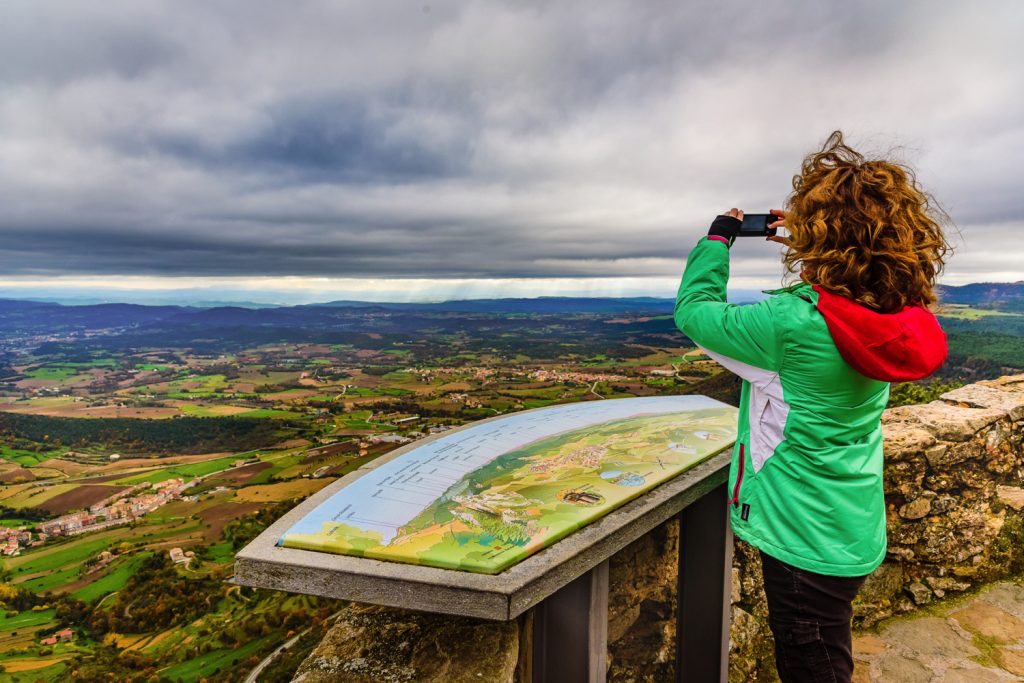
left=737, top=213, right=778, bottom=237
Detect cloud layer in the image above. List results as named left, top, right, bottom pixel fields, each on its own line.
left=1, top=1, right=1021, bottom=291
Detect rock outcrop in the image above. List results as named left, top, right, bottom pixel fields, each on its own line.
left=288, top=375, right=1024, bottom=682
left=291, top=603, right=521, bottom=683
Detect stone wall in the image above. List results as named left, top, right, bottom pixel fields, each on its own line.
left=291, top=375, right=1024, bottom=682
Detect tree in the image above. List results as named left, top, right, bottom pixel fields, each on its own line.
left=887, top=380, right=963, bottom=408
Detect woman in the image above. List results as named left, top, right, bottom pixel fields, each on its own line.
left=674, top=131, right=951, bottom=683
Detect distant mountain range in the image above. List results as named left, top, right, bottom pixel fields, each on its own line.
left=1, top=283, right=1021, bottom=340
left=306, top=296, right=680, bottom=313
left=936, top=282, right=1024, bottom=307
left=0, top=296, right=680, bottom=338
left=3, top=281, right=1020, bottom=311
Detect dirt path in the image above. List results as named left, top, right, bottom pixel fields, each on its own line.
left=853, top=579, right=1024, bottom=681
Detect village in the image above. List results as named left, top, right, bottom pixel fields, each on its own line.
left=0, top=477, right=197, bottom=558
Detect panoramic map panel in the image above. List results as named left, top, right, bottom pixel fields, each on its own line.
left=279, top=396, right=737, bottom=573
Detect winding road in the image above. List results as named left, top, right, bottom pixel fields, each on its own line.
left=244, top=633, right=301, bottom=683
left=243, top=610, right=343, bottom=683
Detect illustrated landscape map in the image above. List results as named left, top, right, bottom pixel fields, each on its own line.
left=278, top=396, right=738, bottom=574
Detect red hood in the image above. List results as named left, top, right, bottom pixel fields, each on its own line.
left=811, top=284, right=948, bottom=382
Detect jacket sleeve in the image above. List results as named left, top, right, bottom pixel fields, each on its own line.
left=674, top=238, right=785, bottom=373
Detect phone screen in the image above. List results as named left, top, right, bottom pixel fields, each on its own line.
left=738, top=214, right=777, bottom=237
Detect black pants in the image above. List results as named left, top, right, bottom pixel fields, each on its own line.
left=759, top=551, right=868, bottom=683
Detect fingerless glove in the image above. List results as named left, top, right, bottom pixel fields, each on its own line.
left=707, top=215, right=742, bottom=247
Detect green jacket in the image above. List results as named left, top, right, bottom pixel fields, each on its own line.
left=674, top=237, right=946, bottom=576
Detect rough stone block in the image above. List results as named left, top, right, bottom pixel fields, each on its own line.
left=899, top=495, right=933, bottom=520
left=950, top=600, right=1024, bottom=644
left=994, top=646, right=1024, bottom=677
left=857, top=563, right=904, bottom=605
left=942, top=666, right=1006, bottom=683
left=884, top=401, right=1006, bottom=442
left=606, top=515, right=677, bottom=679
left=852, top=634, right=887, bottom=656
left=925, top=576, right=970, bottom=593
left=978, top=374, right=1024, bottom=394
left=877, top=651, right=933, bottom=682
left=978, top=582, right=1024, bottom=621
left=291, top=603, right=520, bottom=683
left=942, top=383, right=1024, bottom=421
left=923, top=443, right=949, bottom=468
left=880, top=425, right=936, bottom=461
left=997, top=485, right=1024, bottom=511
left=906, top=581, right=932, bottom=605
left=882, top=617, right=979, bottom=658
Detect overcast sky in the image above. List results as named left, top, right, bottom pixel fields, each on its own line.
left=1, top=0, right=1022, bottom=303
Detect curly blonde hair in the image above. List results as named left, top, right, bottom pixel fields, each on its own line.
left=783, top=131, right=952, bottom=313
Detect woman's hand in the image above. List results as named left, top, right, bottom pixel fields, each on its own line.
left=767, top=209, right=790, bottom=246
left=707, top=208, right=744, bottom=246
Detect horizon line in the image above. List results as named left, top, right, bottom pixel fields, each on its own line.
left=1, top=279, right=1020, bottom=310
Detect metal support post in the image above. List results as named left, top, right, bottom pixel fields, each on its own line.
left=677, top=484, right=732, bottom=683
left=532, top=559, right=609, bottom=683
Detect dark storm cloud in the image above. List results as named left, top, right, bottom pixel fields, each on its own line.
left=0, top=0, right=1021, bottom=283
left=127, top=92, right=476, bottom=184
